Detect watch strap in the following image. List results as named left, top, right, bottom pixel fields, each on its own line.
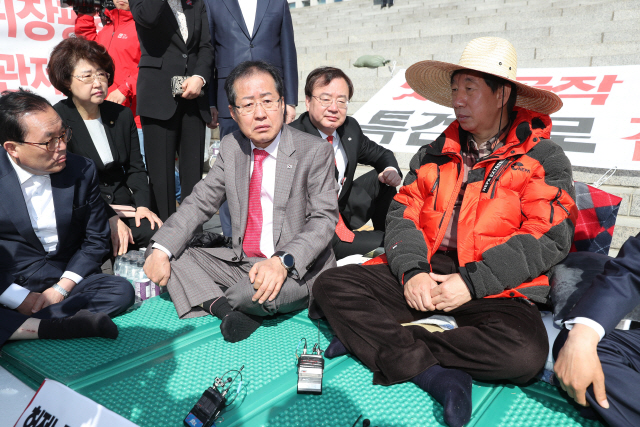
left=52, top=284, right=69, bottom=299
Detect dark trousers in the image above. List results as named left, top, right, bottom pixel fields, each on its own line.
left=553, top=328, right=640, bottom=427
left=332, top=169, right=397, bottom=259
left=1, top=273, right=134, bottom=346
left=141, top=98, right=205, bottom=221
left=122, top=217, right=157, bottom=249
left=313, top=262, right=548, bottom=386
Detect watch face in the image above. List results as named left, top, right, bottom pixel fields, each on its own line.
left=282, top=253, right=295, bottom=269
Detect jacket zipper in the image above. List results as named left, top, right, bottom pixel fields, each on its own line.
left=431, top=165, right=440, bottom=209
left=549, top=188, right=569, bottom=223
left=489, top=160, right=513, bottom=199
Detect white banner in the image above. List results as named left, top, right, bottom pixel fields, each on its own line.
left=353, top=66, right=640, bottom=171
left=14, top=379, right=138, bottom=427
left=0, top=0, right=93, bottom=105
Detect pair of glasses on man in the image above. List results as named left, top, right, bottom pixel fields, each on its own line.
left=233, top=98, right=282, bottom=115
left=15, top=125, right=72, bottom=152
left=72, top=72, right=110, bottom=84
left=312, top=96, right=349, bottom=109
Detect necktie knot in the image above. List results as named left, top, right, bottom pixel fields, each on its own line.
left=253, top=148, right=269, bottom=163
left=326, top=135, right=334, bottom=144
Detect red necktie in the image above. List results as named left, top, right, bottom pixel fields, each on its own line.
left=243, top=148, right=269, bottom=258
left=327, top=136, right=355, bottom=243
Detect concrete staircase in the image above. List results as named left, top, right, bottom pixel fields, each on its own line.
left=290, top=0, right=640, bottom=253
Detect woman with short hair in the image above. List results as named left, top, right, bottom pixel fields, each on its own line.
left=48, top=37, right=162, bottom=256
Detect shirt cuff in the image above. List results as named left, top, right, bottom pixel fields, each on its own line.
left=152, top=242, right=173, bottom=259
left=0, top=284, right=31, bottom=309
left=193, top=75, right=206, bottom=85
left=61, top=271, right=83, bottom=285
left=383, top=166, right=399, bottom=175
left=565, top=317, right=605, bottom=341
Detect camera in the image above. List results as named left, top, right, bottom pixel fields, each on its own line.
left=62, top=0, right=115, bottom=14
left=61, top=0, right=115, bottom=26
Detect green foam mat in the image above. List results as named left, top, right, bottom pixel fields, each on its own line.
left=1, top=295, right=602, bottom=427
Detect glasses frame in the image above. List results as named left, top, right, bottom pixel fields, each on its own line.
left=312, top=95, right=349, bottom=110
left=233, top=97, right=282, bottom=116
left=14, top=125, right=72, bottom=152
left=72, top=71, right=111, bottom=84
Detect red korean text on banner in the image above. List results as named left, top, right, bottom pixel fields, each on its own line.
left=517, top=75, right=623, bottom=105
left=622, top=118, right=640, bottom=162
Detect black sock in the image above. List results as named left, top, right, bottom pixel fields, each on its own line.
left=220, top=311, right=263, bottom=343
left=38, top=310, right=118, bottom=340
left=325, top=336, right=349, bottom=358
left=202, top=297, right=233, bottom=319
left=411, top=365, right=472, bottom=427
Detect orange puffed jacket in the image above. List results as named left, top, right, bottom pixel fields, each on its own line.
left=384, top=107, right=578, bottom=302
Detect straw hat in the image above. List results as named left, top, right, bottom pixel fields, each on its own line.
left=405, top=37, right=563, bottom=115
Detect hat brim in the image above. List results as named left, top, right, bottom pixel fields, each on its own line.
left=405, top=60, right=563, bottom=115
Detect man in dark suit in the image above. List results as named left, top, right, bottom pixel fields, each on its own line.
left=129, top=0, right=214, bottom=221
left=204, top=0, right=298, bottom=237
left=290, top=67, right=401, bottom=259
left=554, top=233, right=640, bottom=427
left=0, top=89, right=134, bottom=346
left=144, top=61, right=338, bottom=343
left=204, top=0, right=298, bottom=135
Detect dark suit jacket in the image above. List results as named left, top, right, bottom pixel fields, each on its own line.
left=567, top=233, right=640, bottom=335
left=204, top=0, right=298, bottom=117
left=129, top=0, right=214, bottom=122
left=290, top=112, right=401, bottom=213
left=0, top=152, right=111, bottom=293
left=53, top=99, right=150, bottom=218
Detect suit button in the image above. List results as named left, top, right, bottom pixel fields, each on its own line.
left=232, top=256, right=238, bottom=261
left=509, top=292, right=515, bottom=297
left=182, top=54, right=187, bottom=58
left=250, top=44, right=254, bottom=48
left=17, top=275, right=26, bottom=284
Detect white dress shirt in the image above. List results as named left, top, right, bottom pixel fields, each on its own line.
left=564, top=317, right=606, bottom=341
left=153, top=131, right=282, bottom=260
left=84, top=117, right=114, bottom=167
left=238, top=0, right=258, bottom=36
left=0, top=153, right=83, bottom=309
left=318, top=130, right=347, bottom=196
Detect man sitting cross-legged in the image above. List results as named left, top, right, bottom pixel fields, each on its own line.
left=0, top=89, right=134, bottom=346
left=143, top=61, right=338, bottom=343
left=312, top=37, right=577, bottom=427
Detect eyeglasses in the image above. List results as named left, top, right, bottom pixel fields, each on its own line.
left=233, top=98, right=282, bottom=116
left=72, top=71, right=110, bottom=84
left=15, top=125, right=72, bottom=152
left=312, top=95, right=349, bottom=109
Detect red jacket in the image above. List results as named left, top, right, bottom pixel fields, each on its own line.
left=384, top=107, right=578, bottom=302
left=75, top=9, right=141, bottom=128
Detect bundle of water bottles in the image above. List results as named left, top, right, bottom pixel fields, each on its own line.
left=114, top=250, right=163, bottom=303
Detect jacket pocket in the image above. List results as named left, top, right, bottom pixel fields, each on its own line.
left=549, top=188, right=569, bottom=223
left=138, top=56, right=163, bottom=69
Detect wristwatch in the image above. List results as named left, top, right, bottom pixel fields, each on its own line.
left=272, top=251, right=295, bottom=271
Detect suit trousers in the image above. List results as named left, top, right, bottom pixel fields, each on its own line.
left=553, top=328, right=640, bottom=427
left=0, top=273, right=134, bottom=346
left=167, top=247, right=309, bottom=318
left=142, top=97, right=205, bottom=221
left=313, top=263, right=548, bottom=386
left=333, top=169, right=397, bottom=259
